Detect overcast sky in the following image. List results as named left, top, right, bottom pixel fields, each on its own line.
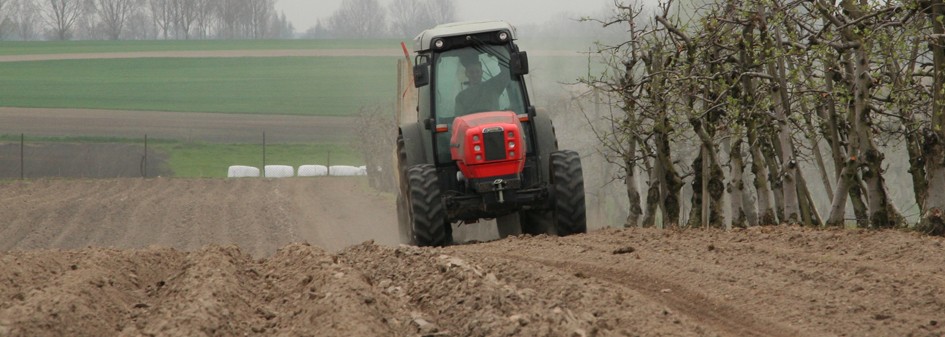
left=276, top=0, right=614, bottom=32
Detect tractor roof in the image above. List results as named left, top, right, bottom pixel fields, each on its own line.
left=413, top=20, right=517, bottom=52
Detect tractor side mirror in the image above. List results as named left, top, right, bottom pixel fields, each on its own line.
left=510, top=51, right=529, bottom=76
left=413, top=63, right=430, bottom=88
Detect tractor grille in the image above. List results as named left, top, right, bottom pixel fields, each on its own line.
left=483, top=131, right=506, bottom=161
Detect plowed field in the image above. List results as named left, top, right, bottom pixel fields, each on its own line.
left=1, top=178, right=943, bottom=337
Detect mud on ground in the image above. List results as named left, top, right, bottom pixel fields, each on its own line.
left=0, top=178, right=943, bottom=336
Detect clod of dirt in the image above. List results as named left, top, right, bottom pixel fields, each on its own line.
left=612, top=246, right=635, bottom=254
left=411, top=315, right=439, bottom=335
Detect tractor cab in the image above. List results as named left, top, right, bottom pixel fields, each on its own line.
left=411, top=21, right=531, bottom=169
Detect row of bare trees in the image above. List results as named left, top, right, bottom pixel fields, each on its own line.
left=303, top=0, right=455, bottom=39
left=0, top=0, right=290, bottom=40
left=582, top=0, right=945, bottom=234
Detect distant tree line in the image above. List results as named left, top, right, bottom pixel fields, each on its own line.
left=303, top=0, right=455, bottom=39
left=0, top=0, right=292, bottom=40
left=581, top=0, right=945, bottom=234
left=0, top=0, right=462, bottom=40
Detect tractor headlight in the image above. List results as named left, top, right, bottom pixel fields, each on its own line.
left=474, top=145, right=481, bottom=152
left=434, top=39, right=445, bottom=49
left=473, top=135, right=479, bottom=142
left=508, top=141, right=515, bottom=149
left=499, top=31, right=509, bottom=41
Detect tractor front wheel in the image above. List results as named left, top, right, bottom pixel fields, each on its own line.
left=550, top=150, right=587, bottom=235
left=405, top=164, right=451, bottom=246
left=520, top=150, right=587, bottom=236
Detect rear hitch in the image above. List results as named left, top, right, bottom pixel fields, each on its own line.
left=493, top=179, right=508, bottom=203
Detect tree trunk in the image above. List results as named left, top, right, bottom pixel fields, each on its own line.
left=727, top=136, right=753, bottom=227
left=763, top=24, right=801, bottom=224
left=917, top=0, right=945, bottom=235
left=624, top=142, right=643, bottom=228
left=805, top=109, right=834, bottom=199
left=749, top=123, right=777, bottom=225
left=762, top=136, right=785, bottom=223
left=796, top=168, right=823, bottom=226
left=655, top=126, right=684, bottom=227
left=641, top=149, right=660, bottom=228
left=826, top=158, right=855, bottom=227
left=647, top=48, right=684, bottom=227
left=844, top=0, right=904, bottom=228
left=736, top=23, right=761, bottom=227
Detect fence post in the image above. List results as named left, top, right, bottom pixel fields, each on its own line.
left=143, top=134, right=148, bottom=178
left=20, top=133, right=24, bottom=180
left=262, top=131, right=267, bottom=177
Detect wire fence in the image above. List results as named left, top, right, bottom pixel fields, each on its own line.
left=0, top=134, right=163, bottom=179
left=0, top=132, right=368, bottom=180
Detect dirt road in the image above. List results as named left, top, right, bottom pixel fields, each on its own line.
left=0, top=178, right=943, bottom=336
left=0, top=107, right=355, bottom=143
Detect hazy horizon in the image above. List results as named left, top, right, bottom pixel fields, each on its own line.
left=276, top=0, right=614, bottom=32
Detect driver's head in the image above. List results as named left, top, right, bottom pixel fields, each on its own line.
left=462, top=57, right=482, bottom=85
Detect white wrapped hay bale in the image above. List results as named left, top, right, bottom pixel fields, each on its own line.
left=228, top=165, right=260, bottom=178
left=264, top=165, right=295, bottom=178
left=358, top=166, right=368, bottom=176
left=329, top=165, right=363, bottom=176
left=297, top=165, right=329, bottom=177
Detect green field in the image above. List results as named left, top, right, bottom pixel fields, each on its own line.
left=155, top=142, right=360, bottom=178
left=0, top=39, right=401, bottom=55
left=0, top=57, right=396, bottom=116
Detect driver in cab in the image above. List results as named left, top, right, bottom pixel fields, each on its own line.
left=454, top=53, right=510, bottom=116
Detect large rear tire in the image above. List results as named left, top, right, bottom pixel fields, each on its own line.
left=406, top=164, right=451, bottom=246
left=550, top=150, right=587, bottom=235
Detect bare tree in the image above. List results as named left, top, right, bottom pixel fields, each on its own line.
left=94, top=0, right=136, bottom=39
left=148, top=0, right=170, bottom=38
left=326, top=0, right=386, bottom=38
left=171, top=0, right=197, bottom=39
left=0, top=0, right=10, bottom=38
left=577, top=2, right=650, bottom=227
left=425, top=0, right=453, bottom=25
left=191, top=0, right=213, bottom=38
left=10, top=0, right=41, bottom=40
left=388, top=0, right=430, bottom=38
left=246, top=0, right=270, bottom=38
left=42, top=0, right=86, bottom=40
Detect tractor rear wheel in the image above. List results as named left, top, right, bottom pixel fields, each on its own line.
left=550, top=150, right=587, bottom=235
left=406, top=164, right=451, bottom=246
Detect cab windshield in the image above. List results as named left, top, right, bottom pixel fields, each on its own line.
left=433, top=45, right=526, bottom=124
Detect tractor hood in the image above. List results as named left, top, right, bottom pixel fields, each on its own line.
left=450, top=111, right=525, bottom=180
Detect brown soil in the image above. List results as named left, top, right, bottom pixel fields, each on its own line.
left=0, top=178, right=943, bottom=336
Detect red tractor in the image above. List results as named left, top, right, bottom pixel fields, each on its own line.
left=395, top=21, right=586, bottom=246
